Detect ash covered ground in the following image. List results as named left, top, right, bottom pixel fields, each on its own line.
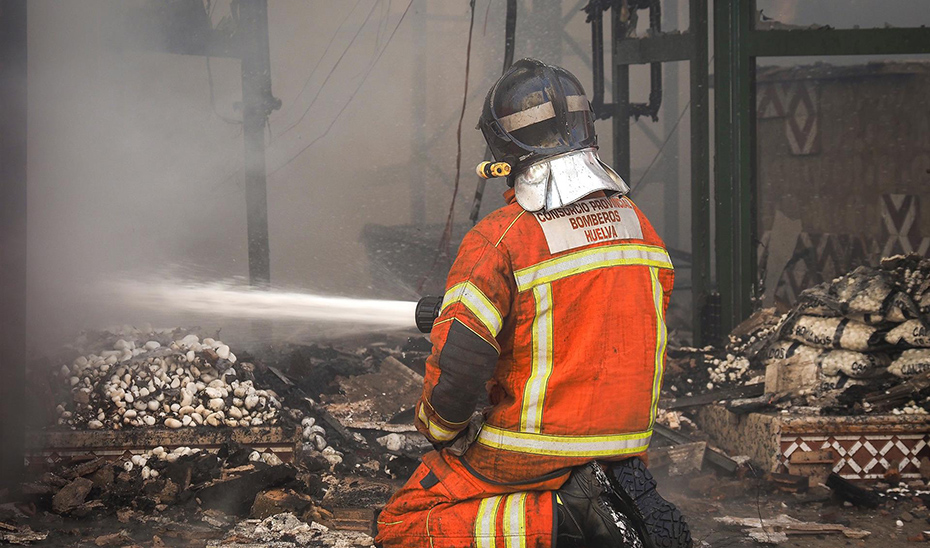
left=6, top=254, right=930, bottom=547
left=4, top=328, right=434, bottom=547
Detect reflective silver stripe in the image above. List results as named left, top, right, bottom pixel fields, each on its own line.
left=513, top=244, right=673, bottom=292
left=565, top=95, right=589, bottom=112
left=497, top=96, right=588, bottom=133
left=477, top=425, right=652, bottom=457
left=520, top=284, right=553, bottom=433
left=649, top=267, right=668, bottom=427
left=475, top=495, right=504, bottom=548
left=442, top=282, right=503, bottom=337
left=498, top=101, right=556, bottom=132
left=503, top=493, right=527, bottom=548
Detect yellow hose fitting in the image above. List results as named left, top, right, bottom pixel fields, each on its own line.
left=476, top=161, right=512, bottom=179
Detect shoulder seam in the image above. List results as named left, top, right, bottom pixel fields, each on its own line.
left=495, top=210, right=526, bottom=248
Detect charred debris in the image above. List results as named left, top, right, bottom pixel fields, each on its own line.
left=663, top=253, right=930, bottom=417
left=4, top=254, right=930, bottom=546
left=4, top=328, right=434, bottom=546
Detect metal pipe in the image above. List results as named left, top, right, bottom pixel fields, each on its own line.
left=590, top=8, right=609, bottom=119
left=612, top=7, right=631, bottom=180
left=629, top=0, right=662, bottom=121
left=590, top=0, right=662, bottom=121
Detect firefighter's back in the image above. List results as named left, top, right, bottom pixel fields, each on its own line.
left=464, top=192, right=674, bottom=484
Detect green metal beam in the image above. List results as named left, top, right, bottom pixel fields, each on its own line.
left=0, top=0, right=27, bottom=492
left=714, top=0, right=757, bottom=336
left=606, top=1, right=711, bottom=345
left=747, top=27, right=930, bottom=58
left=614, top=32, right=695, bottom=65
left=689, top=0, right=710, bottom=346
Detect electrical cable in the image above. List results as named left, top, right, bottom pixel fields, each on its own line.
left=207, top=0, right=405, bottom=192
left=273, top=0, right=363, bottom=124
left=275, top=0, right=382, bottom=138
left=204, top=0, right=241, bottom=125
left=469, top=0, right=516, bottom=225
left=416, top=0, right=478, bottom=292
left=628, top=98, right=690, bottom=195
left=436, top=0, right=477, bottom=257
left=629, top=55, right=714, bottom=196
left=266, top=0, right=415, bottom=179
left=376, top=0, right=392, bottom=52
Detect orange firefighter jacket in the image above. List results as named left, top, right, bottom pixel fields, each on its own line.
left=416, top=189, right=674, bottom=485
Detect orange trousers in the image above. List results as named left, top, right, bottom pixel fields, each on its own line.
left=376, top=451, right=561, bottom=548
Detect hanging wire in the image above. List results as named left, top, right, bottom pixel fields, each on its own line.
left=275, top=0, right=382, bottom=138
left=628, top=99, right=690, bottom=195
left=436, top=0, right=478, bottom=256
left=206, top=0, right=411, bottom=192
left=273, top=0, right=363, bottom=124
left=266, top=0, right=415, bottom=179
left=629, top=55, right=715, bottom=196
left=416, top=0, right=478, bottom=292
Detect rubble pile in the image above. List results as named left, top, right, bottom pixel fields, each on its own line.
left=664, top=312, right=779, bottom=397
left=25, top=441, right=299, bottom=518
left=760, top=255, right=930, bottom=408
left=3, top=331, right=439, bottom=546
left=224, top=512, right=374, bottom=548
left=53, top=329, right=282, bottom=430
left=663, top=255, right=930, bottom=408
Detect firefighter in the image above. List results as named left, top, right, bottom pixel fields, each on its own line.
left=376, top=58, right=690, bottom=548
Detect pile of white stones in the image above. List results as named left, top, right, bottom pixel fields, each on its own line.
left=706, top=353, right=753, bottom=389
left=300, top=417, right=344, bottom=468
left=122, top=445, right=201, bottom=479
left=56, top=333, right=281, bottom=430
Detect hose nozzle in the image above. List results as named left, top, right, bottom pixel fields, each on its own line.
left=415, top=296, right=443, bottom=333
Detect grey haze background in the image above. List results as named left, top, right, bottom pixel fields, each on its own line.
left=25, top=1, right=930, bottom=349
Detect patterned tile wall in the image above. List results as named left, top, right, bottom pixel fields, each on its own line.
left=780, top=433, right=930, bottom=480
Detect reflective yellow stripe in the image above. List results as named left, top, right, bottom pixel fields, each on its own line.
left=475, top=495, right=504, bottom=548
left=520, top=284, right=553, bottom=433
left=442, top=281, right=504, bottom=336
left=496, top=210, right=526, bottom=247
left=417, top=405, right=458, bottom=442
left=649, top=267, right=668, bottom=428
left=502, top=492, right=527, bottom=548
left=477, top=425, right=652, bottom=457
left=513, top=244, right=673, bottom=292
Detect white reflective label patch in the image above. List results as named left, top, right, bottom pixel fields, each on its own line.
left=532, top=196, right=644, bottom=253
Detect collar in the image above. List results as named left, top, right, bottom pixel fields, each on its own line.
left=504, top=188, right=517, bottom=205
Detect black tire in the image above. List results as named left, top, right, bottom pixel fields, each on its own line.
left=607, top=458, right=693, bottom=548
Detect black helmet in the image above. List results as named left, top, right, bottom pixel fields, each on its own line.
left=478, top=58, right=597, bottom=172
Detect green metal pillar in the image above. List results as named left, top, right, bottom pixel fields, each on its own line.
left=689, top=0, right=710, bottom=345
left=714, top=0, right=757, bottom=334
left=0, top=0, right=27, bottom=493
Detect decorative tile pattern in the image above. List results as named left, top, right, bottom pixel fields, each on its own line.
left=882, top=194, right=930, bottom=256
left=757, top=82, right=791, bottom=119
left=757, top=81, right=821, bottom=154
left=780, top=433, right=930, bottom=480
left=784, top=81, right=820, bottom=155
